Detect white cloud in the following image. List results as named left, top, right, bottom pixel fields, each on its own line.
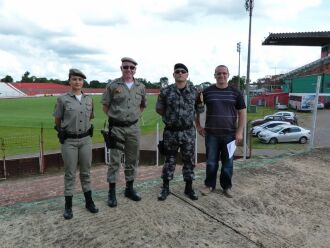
left=0, top=0, right=328, bottom=84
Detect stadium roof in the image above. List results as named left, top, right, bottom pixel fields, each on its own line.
left=262, top=31, right=330, bottom=46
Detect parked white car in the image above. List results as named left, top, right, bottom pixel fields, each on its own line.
left=317, top=103, right=324, bottom=109
left=258, top=124, right=311, bottom=144
left=251, top=121, right=290, bottom=137
left=275, top=103, right=288, bottom=110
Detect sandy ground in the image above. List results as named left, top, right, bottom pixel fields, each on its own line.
left=0, top=148, right=329, bottom=248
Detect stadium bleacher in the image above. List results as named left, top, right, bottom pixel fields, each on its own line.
left=1, top=82, right=159, bottom=98
left=0, top=83, right=26, bottom=97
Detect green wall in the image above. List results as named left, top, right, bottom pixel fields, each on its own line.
left=285, top=74, right=330, bottom=93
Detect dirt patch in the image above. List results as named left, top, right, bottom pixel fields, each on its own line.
left=0, top=148, right=329, bottom=247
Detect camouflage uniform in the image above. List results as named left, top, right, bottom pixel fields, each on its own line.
left=156, top=83, right=204, bottom=181
left=101, top=77, right=147, bottom=183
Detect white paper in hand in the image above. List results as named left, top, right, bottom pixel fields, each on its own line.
left=227, top=140, right=236, bottom=159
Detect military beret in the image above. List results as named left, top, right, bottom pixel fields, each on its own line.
left=174, top=63, right=188, bottom=73
left=69, top=68, right=86, bottom=79
left=121, top=57, right=138, bottom=65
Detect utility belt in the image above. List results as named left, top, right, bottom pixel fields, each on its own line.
left=55, top=125, right=93, bottom=144
left=164, top=124, right=193, bottom=132
left=108, top=118, right=138, bottom=127
left=66, top=131, right=90, bottom=139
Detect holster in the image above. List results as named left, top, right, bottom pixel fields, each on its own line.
left=89, top=124, right=94, bottom=137
left=54, top=126, right=67, bottom=144
left=158, top=140, right=177, bottom=156
left=101, top=127, right=124, bottom=151
left=158, top=140, right=166, bottom=155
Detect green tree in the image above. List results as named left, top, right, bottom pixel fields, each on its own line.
left=228, top=76, right=245, bottom=91
left=136, top=78, right=160, bottom=89
left=198, top=81, right=212, bottom=89
left=21, top=71, right=33, bottom=82
left=89, top=80, right=106, bottom=88
left=0, top=75, right=14, bottom=82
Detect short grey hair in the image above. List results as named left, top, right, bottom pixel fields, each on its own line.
left=215, top=65, right=229, bottom=74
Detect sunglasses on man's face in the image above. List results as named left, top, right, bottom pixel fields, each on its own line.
left=122, top=65, right=136, bottom=70
left=174, top=69, right=187, bottom=74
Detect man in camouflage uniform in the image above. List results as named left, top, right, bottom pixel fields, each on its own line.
left=101, top=57, right=147, bottom=207
left=156, top=63, right=204, bottom=201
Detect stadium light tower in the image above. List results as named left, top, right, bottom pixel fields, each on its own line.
left=245, top=0, right=254, bottom=106
left=237, top=42, right=241, bottom=90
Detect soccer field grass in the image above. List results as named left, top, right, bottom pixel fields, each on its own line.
left=0, top=95, right=163, bottom=155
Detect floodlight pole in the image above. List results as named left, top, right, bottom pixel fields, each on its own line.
left=245, top=0, right=254, bottom=107
left=237, top=42, right=241, bottom=90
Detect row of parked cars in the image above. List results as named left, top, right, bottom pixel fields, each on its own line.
left=250, top=111, right=311, bottom=144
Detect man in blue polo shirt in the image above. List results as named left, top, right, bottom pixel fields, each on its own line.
left=196, top=65, right=246, bottom=198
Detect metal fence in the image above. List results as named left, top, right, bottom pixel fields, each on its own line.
left=0, top=135, right=44, bottom=179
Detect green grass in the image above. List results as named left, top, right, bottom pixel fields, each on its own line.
left=0, top=95, right=163, bottom=156
left=0, top=98, right=305, bottom=156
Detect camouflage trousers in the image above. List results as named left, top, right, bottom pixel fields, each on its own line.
left=161, top=127, right=196, bottom=181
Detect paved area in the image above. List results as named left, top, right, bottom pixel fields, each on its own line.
left=0, top=163, right=206, bottom=207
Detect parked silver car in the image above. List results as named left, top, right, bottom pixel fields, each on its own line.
left=251, top=121, right=290, bottom=137
left=258, top=124, right=311, bottom=144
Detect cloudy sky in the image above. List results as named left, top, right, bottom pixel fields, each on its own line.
left=0, top=0, right=329, bottom=84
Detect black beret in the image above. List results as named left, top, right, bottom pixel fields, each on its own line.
left=69, top=68, right=86, bottom=79
left=121, top=57, right=138, bottom=65
left=174, top=63, right=188, bottom=72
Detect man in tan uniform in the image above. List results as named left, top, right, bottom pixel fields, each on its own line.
left=102, top=57, right=147, bottom=207
left=54, top=68, right=98, bottom=220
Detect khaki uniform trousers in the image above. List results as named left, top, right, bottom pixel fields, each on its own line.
left=61, top=136, right=92, bottom=196
left=107, top=123, right=140, bottom=183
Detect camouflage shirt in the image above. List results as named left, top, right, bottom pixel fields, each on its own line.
left=156, top=83, right=204, bottom=129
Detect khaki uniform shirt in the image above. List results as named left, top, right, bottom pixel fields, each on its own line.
left=53, top=92, right=94, bottom=134
left=101, top=77, right=147, bottom=122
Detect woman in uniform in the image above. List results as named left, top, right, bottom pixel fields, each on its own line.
left=53, top=68, right=98, bottom=220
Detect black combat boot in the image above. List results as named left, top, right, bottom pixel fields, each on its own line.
left=108, top=183, right=117, bottom=207
left=63, top=195, right=73, bottom=220
left=158, top=179, right=170, bottom=201
left=84, top=191, right=99, bottom=213
left=184, top=180, right=198, bottom=200
left=124, top=180, right=141, bottom=201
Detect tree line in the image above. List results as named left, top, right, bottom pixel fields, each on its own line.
left=1, top=71, right=246, bottom=90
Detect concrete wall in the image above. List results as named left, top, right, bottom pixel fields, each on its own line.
left=0, top=148, right=208, bottom=179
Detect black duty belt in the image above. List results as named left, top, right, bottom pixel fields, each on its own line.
left=165, top=125, right=193, bottom=132
left=66, top=131, right=90, bottom=139
left=108, top=119, right=138, bottom=127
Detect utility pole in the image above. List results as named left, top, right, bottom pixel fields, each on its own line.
left=245, top=0, right=254, bottom=107
left=237, top=42, right=241, bottom=90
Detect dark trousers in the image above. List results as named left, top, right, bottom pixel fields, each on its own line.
left=204, top=134, right=235, bottom=190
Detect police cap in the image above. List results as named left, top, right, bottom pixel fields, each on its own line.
left=69, top=68, right=86, bottom=79
left=174, top=63, right=188, bottom=73
left=121, top=57, right=138, bottom=65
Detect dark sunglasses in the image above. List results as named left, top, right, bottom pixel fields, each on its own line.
left=174, top=69, right=187, bottom=74
left=122, top=65, right=136, bottom=70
